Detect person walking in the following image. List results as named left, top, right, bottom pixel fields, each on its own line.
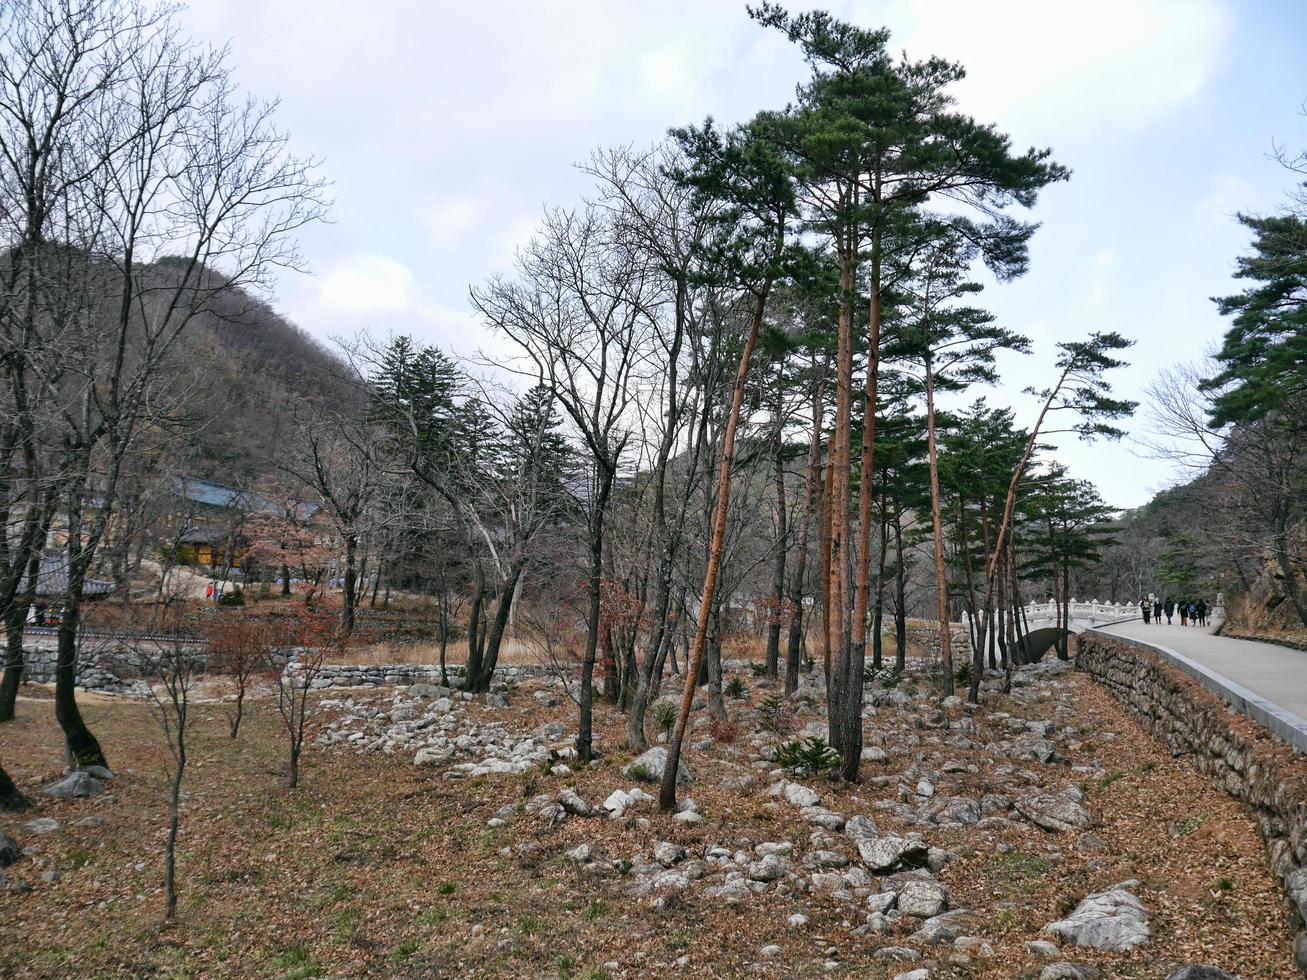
left=1187, top=599, right=1198, bottom=625
left=1179, top=600, right=1188, bottom=626
left=1140, top=597, right=1151, bottom=624
left=1163, top=597, right=1174, bottom=625
left=1198, top=598, right=1208, bottom=627
left=1153, top=598, right=1163, bottom=623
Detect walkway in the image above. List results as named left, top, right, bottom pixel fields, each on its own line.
left=1096, top=618, right=1307, bottom=750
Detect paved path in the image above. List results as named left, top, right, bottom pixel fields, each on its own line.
left=1098, top=618, right=1307, bottom=730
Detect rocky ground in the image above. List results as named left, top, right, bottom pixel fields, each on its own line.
left=0, top=656, right=1299, bottom=977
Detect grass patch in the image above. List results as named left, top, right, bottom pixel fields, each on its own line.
left=583, top=900, right=610, bottom=921
left=272, top=945, right=323, bottom=979
left=389, top=939, right=420, bottom=962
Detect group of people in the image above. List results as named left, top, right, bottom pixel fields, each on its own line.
left=1139, top=596, right=1209, bottom=627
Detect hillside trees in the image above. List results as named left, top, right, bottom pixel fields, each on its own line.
left=658, top=114, right=798, bottom=809
left=755, top=4, right=1067, bottom=775
left=364, top=338, right=575, bottom=691
left=472, top=202, right=654, bottom=759
left=887, top=221, right=1030, bottom=692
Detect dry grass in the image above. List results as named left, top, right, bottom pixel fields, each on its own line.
left=0, top=665, right=1298, bottom=978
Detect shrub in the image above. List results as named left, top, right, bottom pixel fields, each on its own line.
left=706, top=717, right=740, bottom=743
left=757, top=694, right=795, bottom=740
left=774, top=735, right=840, bottom=776
left=652, top=700, right=677, bottom=734
left=724, top=676, right=749, bottom=700
left=217, top=585, right=245, bottom=606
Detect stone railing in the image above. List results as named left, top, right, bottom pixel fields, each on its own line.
left=1023, top=597, right=1225, bottom=627
left=1076, top=631, right=1307, bottom=972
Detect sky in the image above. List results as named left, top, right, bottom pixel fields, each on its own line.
left=180, top=0, right=1307, bottom=510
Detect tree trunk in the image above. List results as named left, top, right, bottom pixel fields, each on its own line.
left=471, top=562, right=524, bottom=693
left=55, top=495, right=108, bottom=769
left=893, top=508, right=907, bottom=672
left=229, top=685, right=245, bottom=738
left=659, top=287, right=768, bottom=811
left=164, top=734, right=186, bottom=918
left=924, top=361, right=954, bottom=695
left=342, top=532, right=358, bottom=634
left=0, top=608, right=25, bottom=722
left=577, top=470, right=615, bottom=762
left=464, top=558, right=486, bottom=690
left=0, top=759, right=28, bottom=810
left=765, top=420, right=787, bottom=677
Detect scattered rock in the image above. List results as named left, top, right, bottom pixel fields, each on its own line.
left=1044, top=886, right=1149, bottom=951
left=897, top=877, right=948, bottom=918
left=1017, top=791, right=1092, bottom=833
left=1166, top=968, right=1238, bottom=980
left=414, top=746, right=453, bottom=767
left=759, top=944, right=782, bottom=958
left=22, top=818, right=58, bottom=835
left=565, top=843, right=592, bottom=863
left=0, top=832, right=19, bottom=867
left=1024, top=939, right=1059, bottom=957
left=783, top=782, right=821, bottom=808
left=912, top=909, right=978, bottom=943
left=1039, top=965, right=1100, bottom=980
left=654, top=841, right=685, bottom=867
left=558, top=790, right=591, bottom=817
left=624, top=747, right=690, bottom=785
left=874, top=947, right=920, bottom=961
left=787, top=913, right=809, bottom=928
left=893, top=970, right=931, bottom=980
left=855, top=834, right=929, bottom=872
left=42, top=770, right=105, bottom=799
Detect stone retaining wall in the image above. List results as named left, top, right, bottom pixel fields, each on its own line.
left=284, top=660, right=552, bottom=689
left=1076, top=631, right=1307, bottom=973
left=22, top=643, right=142, bottom=693
left=903, top=618, right=972, bottom=660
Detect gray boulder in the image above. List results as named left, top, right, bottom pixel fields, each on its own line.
left=1040, top=966, right=1100, bottom=980
left=409, top=683, right=451, bottom=699
left=1044, top=886, right=1149, bottom=951
left=42, top=770, right=106, bottom=799
left=912, top=909, right=978, bottom=943
left=558, top=790, right=591, bottom=817
left=1016, top=791, right=1091, bottom=832
left=623, top=747, right=690, bottom=785
left=897, top=877, right=948, bottom=918
left=855, top=834, right=929, bottom=872
left=654, top=841, right=685, bottom=867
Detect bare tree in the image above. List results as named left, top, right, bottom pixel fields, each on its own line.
left=0, top=0, right=327, bottom=766
left=474, top=204, right=654, bottom=761
left=138, top=630, right=199, bottom=918
left=271, top=613, right=337, bottom=789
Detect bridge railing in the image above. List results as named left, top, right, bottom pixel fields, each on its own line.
left=1022, top=597, right=1225, bottom=625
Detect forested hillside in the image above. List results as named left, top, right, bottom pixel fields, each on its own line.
left=167, top=278, right=358, bottom=485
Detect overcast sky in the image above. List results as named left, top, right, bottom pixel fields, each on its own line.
left=181, top=0, right=1307, bottom=510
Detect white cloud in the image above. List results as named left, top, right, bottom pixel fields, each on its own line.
left=419, top=195, right=489, bottom=250
left=1194, top=174, right=1257, bottom=229
left=1086, top=248, right=1117, bottom=307
left=878, top=0, right=1232, bottom=139
left=316, top=254, right=421, bottom=316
